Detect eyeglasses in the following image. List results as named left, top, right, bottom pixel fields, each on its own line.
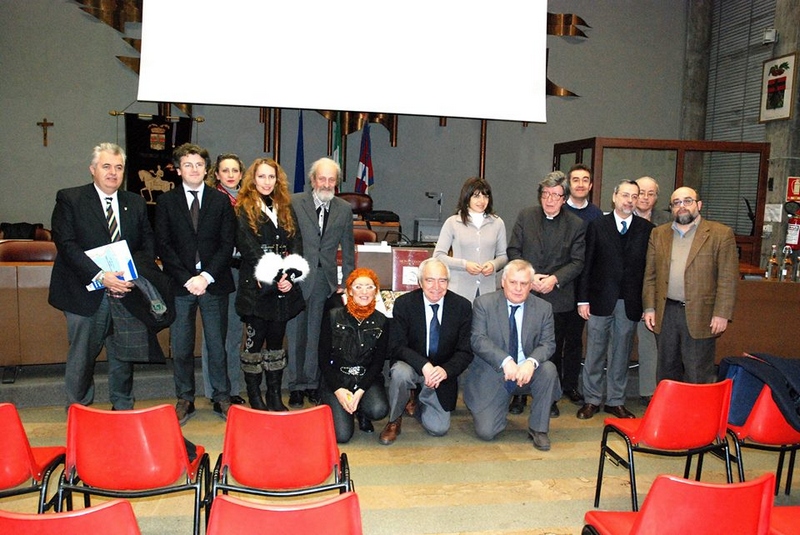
left=670, top=198, right=697, bottom=208
left=638, top=191, right=657, bottom=198
left=540, top=192, right=564, bottom=201
left=181, top=162, right=206, bottom=170
left=351, top=284, right=376, bottom=292
left=616, top=192, right=638, bottom=200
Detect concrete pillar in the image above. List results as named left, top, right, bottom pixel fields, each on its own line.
left=681, top=0, right=713, bottom=141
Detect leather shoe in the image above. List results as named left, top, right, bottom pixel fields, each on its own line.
left=604, top=405, right=636, bottom=418
left=288, top=391, right=304, bottom=408
left=550, top=402, right=560, bottom=418
left=213, top=399, right=232, bottom=421
left=576, top=403, right=600, bottom=420
left=175, top=399, right=195, bottom=426
left=379, top=418, right=402, bottom=445
left=356, top=410, right=374, bottom=433
left=508, top=395, right=526, bottom=415
left=404, top=389, right=418, bottom=417
left=529, top=430, right=551, bottom=451
left=230, top=395, right=246, bottom=405
left=564, top=388, right=584, bottom=404
left=305, top=389, right=321, bottom=405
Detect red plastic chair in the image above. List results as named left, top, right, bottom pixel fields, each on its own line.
left=0, top=403, right=65, bottom=513
left=212, top=405, right=351, bottom=501
left=727, top=385, right=800, bottom=495
left=0, top=498, right=141, bottom=534
left=583, top=472, right=774, bottom=535
left=57, top=404, right=210, bottom=535
left=206, top=492, right=363, bottom=535
left=770, top=505, right=800, bottom=535
left=594, top=379, right=733, bottom=511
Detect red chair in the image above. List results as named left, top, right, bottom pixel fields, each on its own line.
left=727, top=385, right=800, bottom=495
left=770, top=505, right=800, bottom=535
left=0, top=498, right=141, bottom=534
left=212, top=405, right=351, bottom=501
left=583, top=472, right=774, bottom=535
left=0, top=403, right=65, bottom=513
left=206, top=492, right=363, bottom=535
left=594, top=379, right=733, bottom=511
left=57, top=404, right=210, bottom=535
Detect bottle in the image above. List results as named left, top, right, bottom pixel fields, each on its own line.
left=766, top=244, right=779, bottom=280
left=780, top=246, right=793, bottom=282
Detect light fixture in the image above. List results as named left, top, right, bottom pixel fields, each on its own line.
left=763, top=28, right=778, bottom=45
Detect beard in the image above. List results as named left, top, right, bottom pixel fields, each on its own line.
left=315, top=188, right=335, bottom=202
left=675, top=211, right=698, bottom=225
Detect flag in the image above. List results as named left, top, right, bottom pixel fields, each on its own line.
left=293, top=110, right=305, bottom=193
left=354, top=122, right=373, bottom=194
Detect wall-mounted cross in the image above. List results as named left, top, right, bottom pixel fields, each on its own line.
left=37, top=117, right=54, bottom=146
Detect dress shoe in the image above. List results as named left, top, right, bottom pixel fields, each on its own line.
left=508, top=395, right=526, bottom=415
left=604, top=404, right=636, bottom=418
left=529, top=430, right=551, bottom=451
left=356, top=410, right=374, bottom=433
left=213, top=399, right=232, bottom=421
left=404, top=390, right=418, bottom=417
left=305, top=389, right=321, bottom=405
left=564, top=388, right=584, bottom=404
left=379, top=418, right=402, bottom=445
left=175, top=399, right=196, bottom=426
left=550, top=402, right=560, bottom=418
left=288, top=390, right=305, bottom=408
left=639, top=395, right=652, bottom=407
left=576, top=403, right=600, bottom=420
left=230, top=395, right=246, bottom=405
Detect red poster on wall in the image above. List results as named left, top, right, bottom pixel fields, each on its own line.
left=787, top=177, right=800, bottom=202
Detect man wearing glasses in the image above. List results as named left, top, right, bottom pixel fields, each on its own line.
left=642, top=186, right=738, bottom=384
left=507, top=171, right=585, bottom=418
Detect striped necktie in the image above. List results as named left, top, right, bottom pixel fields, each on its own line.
left=105, top=197, right=120, bottom=242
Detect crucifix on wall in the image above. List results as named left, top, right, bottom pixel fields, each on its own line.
left=37, top=117, right=54, bottom=147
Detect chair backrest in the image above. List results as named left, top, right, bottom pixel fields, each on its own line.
left=634, top=379, right=732, bottom=449
left=0, top=498, right=141, bottom=534
left=207, top=492, right=362, bottom=535
left=220, top=405, right=341, bottom=490
left=336, top=193, right=373, bottom=217
left=0, top=240, right=58, bottom=262
left=353, top=228, right=378, bottom=244
left=629, top=473, right=774, bottom=535
left=66, top=404, right=192, bottom=490
left=0, top=403, right=38, bottom=489
left=737, top=385, right=800, bottom=444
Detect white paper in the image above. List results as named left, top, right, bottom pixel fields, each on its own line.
left=84, top=240, right=138, bottom=291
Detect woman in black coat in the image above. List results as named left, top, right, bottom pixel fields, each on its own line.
left=235, top=157, right=305, bottom=411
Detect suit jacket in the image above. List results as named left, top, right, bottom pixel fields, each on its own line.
left=507, top=206, right=585, bottom=313
left=291, top=191, right=355, bottom=299
left=49, top=183, right=154, bottom=316
left=464, top=289, right=555, bottom=413
left=642, top=217, right=739, bottom=339
left=388, top=289, right=473, bottom=412
left=577, top=213, right=653, bottom=321
left=154, top=185, right=235, bottom=296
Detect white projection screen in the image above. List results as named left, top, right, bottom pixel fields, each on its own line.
left=138, top=1, right=547, bottom=123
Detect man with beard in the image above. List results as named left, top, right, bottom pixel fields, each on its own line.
left=286, top=157, right=355, bottom=408
left=642, top=186, right=738, bottom=384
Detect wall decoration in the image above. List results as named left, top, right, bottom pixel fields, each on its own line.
left=759, top=53, right=797, bottom=122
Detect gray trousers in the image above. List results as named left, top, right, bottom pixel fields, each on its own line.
left=656, top=300, right=716, bottom=384
left=636, top=320, right=657, bottom=397
left=285, top=274, right=328, bottom=392
left=387, top=361, right=450, bottom=436
left=202, top=267, right=243, bottom=398
left=582, top=299, right=636, bottom=407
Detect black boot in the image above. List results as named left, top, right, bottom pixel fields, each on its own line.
left=356, top=410, right=374, bottom=433
left=244, top=372, right=267, bottom=411
left=265, top=370, right=288, bottom=412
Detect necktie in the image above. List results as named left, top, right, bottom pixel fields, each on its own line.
left=105, top=197, right=120, bottom=242
left=317, top=205, right=326, bottom=235
left=506, top=305, right=520, bottom=393
left=620, top=220, right=628, bottom=235
left=428, top=303, right=440, bottom=356
left=189, top=191, right=200, bottom=231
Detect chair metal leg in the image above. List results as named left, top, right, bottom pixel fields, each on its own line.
left=776, top=450, right=787, bottom=495
left=785, top=449, right=797, bottom=495
left=626, top=440, right=638, bottom=512
left=593, top=426, right=611, bottom=508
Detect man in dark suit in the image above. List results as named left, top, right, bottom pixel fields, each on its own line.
left=155, top=143, right=236, bottom=423
left=507, top=172, right=585, bottom=418
left=464, top=259, right=560, bottom=451
left=49, top=142, right=154, bottom=409
left=575, top=180, right=654, bottom=420
left=378, top=258, right=473, bottom=445
left=286, top=157, right=355, bottom=408
left=643, top=186, right=739, bottom=384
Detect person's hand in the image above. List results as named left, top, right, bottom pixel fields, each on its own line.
left=335, top=388, right=361, bottom=414
left=502, top=359, right=520, bottom=382
left=536, top=275, right=558, bottom=294
left=103, top=271, right=132, bottom=298
left=710, top=316, right=729, bottom=335
left=480, top=262, right=496, bottom=276
left=465, top=261, right=482, bottom=275
left=531, top=273, right=549, bottom=293
left=276, top=273, right=292, bottom=293
left=514, top=359, right=535, bottom=386
left=644, top=311, right=656, bottom=332
left=577, top=304, right=590, bottom=321
left=422, top=362, right=447, bottom=388
left=184, top=275, right=208, bottom=296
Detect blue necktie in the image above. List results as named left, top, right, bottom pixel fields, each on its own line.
left=505, top=305, right=520, bottom=393
left=620, top=220, right=628, bottom=235
left=429, top=304, right=440, bottom=357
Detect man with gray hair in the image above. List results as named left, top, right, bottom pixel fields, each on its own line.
left=507, top=171, right=585, bottom=418
left=286, top=157, right=356, bottom=408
